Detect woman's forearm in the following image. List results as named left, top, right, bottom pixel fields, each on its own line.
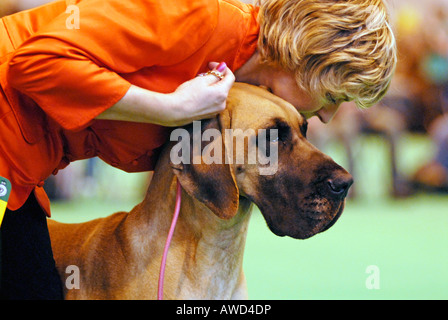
left=95, top=85, right=179, bottom=126
left=96, top=64, right=235, bottom=127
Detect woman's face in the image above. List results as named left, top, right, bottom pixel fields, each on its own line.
left=268, top=69, right=341, bottom=124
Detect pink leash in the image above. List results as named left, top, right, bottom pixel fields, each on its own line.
left=157, top=178, right=182, bottom=300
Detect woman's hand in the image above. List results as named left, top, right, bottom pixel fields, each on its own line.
left=166, top=62, right=235, bottom=126
left=96, top=62, right=235, bottom=127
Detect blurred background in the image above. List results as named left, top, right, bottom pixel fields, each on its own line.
left=2, top=0, right=448, bottom=299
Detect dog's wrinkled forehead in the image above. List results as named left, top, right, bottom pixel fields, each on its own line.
left=227, top=83, right=308, bottom=137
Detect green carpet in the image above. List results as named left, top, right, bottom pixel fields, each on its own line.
left=244, top=194, right=448, bottom=299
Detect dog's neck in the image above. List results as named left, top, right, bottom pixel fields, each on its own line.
left=127, top=148, right=252, bottom=299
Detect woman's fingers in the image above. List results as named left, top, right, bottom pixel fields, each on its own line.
left=198, top=62, right=232, bottom=84
left=166, top=62, right=236, bottom=126
left=214, top=63, right=235, bottom=92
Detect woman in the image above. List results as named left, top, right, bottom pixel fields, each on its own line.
left=0, top=0, right=396, bottom=299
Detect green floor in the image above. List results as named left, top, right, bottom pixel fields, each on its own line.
left=244, top=194, right=448, bottom=299
left=49, top=134, right=448, bottom=299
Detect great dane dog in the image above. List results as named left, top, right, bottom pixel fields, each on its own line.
left=48, top=83, right=353, bottom=299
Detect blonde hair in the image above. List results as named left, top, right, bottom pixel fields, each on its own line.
left=257, top=0, right=397, bottom=108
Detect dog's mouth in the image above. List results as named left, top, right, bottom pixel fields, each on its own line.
left=319, top=201, right=345, bottom=233
left=260, top=199, right=346, bottom=240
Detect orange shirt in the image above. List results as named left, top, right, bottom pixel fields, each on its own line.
left=0, top=0, right=259, bottom=215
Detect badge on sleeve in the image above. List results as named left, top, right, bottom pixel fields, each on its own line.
left=0, top=177, right=11, bottom=227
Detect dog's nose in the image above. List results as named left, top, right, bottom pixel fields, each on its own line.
left=326, top=175, right=353, bottom=198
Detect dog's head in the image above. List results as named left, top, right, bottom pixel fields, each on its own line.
left=170, top=83, right=353, bottom=239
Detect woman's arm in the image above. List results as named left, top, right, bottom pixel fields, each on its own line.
left=96, top=64, right=235, bottom=127
left=7, top=0, right=219, bottom=131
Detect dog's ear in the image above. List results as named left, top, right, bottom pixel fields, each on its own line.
left=170, top=110, right=239, bottom=219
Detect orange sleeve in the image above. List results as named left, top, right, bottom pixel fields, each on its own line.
left=7, top=0, right=218, bottom=131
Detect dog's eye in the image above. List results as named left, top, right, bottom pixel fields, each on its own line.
left=269, top=121, right=290, bottom=143
left=259, top=119, right=291, bottom=147
left=264, top=129, right=280, bottom=143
